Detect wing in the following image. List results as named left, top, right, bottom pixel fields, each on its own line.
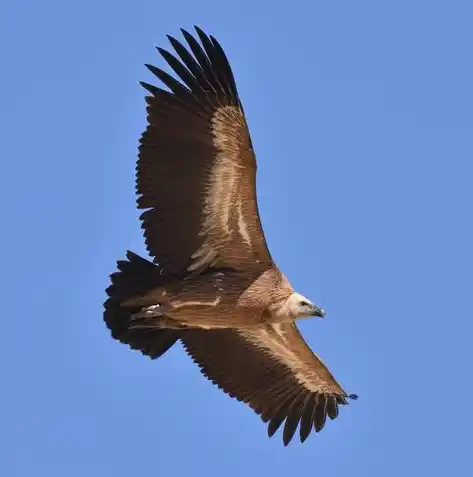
left=181, top=322, right=352, bottom=445
left=137, top=26, right=272, bottom=276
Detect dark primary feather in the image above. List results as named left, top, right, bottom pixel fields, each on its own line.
left=209, top=35, right=239, bottom=101
left=326, top=396, right=339, bottom=419
left=166, top=35, right=216, bottom=93
left=299, top=394, right=317, bottom=442
left=283, top=393, right=308, bottom=446
left=157, top=47, right=201, bottom=94
left=314, top=394, right=327, bottom=432
left=144, top=64, right=193, bottom=100
left=182, top=27, right=226, bottom=96
left=195, top=27, right=233, bottom=99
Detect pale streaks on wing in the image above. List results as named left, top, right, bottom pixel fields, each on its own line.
left=238, top=323, right=346, bottom=395
left=188, top=105, right=250, bottom=272
left=237, top=199, right=252, bottom=247
left=188, top=248, right=218, bottom=273
left=172, top=297, right=222, bottom=309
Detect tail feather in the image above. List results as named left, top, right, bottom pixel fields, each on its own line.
left=104, top=251, right=179, bottom=359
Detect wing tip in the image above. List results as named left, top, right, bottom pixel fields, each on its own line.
left=193, top=25, right=206, bottom=36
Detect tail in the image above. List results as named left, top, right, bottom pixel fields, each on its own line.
left=104, top=251, right=180, bottom=359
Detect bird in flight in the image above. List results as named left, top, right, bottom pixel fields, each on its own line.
left=104, top=26, right=356, bottom=446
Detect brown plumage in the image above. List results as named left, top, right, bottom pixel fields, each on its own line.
left=104, top=26, right=356, bottom=446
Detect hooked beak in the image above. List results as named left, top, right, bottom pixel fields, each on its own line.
left=310, top=304, right=326, bottom=318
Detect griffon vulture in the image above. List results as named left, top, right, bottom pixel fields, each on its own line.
left=104, top=26, right=357, bottom=446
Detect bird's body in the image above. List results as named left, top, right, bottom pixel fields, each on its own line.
left=104, top=26, right=356, bottom=445
left=122, top=265, right=314, bottom=329
left=123, top=265, right=286, bottom=328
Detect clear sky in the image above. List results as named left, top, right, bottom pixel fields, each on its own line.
left=1, top=0, right=472, bottom=475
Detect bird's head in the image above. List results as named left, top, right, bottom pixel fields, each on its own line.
left=286, top=292, right=325, bottom=319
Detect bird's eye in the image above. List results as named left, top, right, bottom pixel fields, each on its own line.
left=299, top=301, right=308, bottom=307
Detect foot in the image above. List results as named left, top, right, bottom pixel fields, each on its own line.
left=131, top=304, right=164, bottom=320
left=130, top=305, right=186, bottom=330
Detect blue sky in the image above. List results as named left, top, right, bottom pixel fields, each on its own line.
left=1, top=0, right=472, bottom=475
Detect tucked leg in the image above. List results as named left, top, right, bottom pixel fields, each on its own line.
left=131, top=304, right=165, bottom=319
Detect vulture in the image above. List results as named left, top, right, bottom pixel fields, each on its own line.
left=104, top=26, right=357, bottom=446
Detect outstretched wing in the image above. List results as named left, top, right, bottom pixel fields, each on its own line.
left=137, top=27, right=272, bottom=276
left=181, top=322, right=352, bottom=445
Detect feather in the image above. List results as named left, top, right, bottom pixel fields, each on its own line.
left=326, top=395, right=339, bottom=420
left=167, top=34, right=216, bottom=94
left=314, top=393, right=328, bottom=432
left=299, top=394, right=317, bottom=443
left=157, top=47, right=201, bottom=94
left=283, top=393, right=308, bottom=446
